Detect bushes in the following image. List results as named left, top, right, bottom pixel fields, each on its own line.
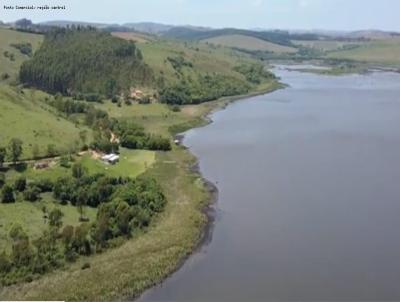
left=10, top=42, right=32, bottom=57
left=234, top=63, right=275, bottom=84
left=14, top=177, right=26, bottom=192
left=114, top=121, right=171, bottom=151
left=159, top=73, right=250, bottom=105
left=23, top=185, right=41, bottom=202
left=1, top=185, right=15, bottom=203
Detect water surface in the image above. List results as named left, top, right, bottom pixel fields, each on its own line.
left=140, top=68, right=400, bottom=301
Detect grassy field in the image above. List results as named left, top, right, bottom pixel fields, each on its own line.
left=1, top=148, right=154, bottom=250
left=80, top=148, right=155, bottom=178
left=111, top=31, right=155, bottom=43
left=0, top=28, right=43, bottom=81
left=0, top=85, right=93, bottom=159
left=327, top=39, right=400, bottom=65
left=204, top=34, right=298, bottom=53
left=0, top=194, right=97, bottom=251
left=138, top=39, right=254, bottom=85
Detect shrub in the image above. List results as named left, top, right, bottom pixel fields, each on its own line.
left=1, top=185, right=15, bottom=203
left=14, top=177, right=27, bottom=192
left=23, top=185, right=41, bottom=202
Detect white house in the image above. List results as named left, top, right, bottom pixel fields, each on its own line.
left=101, top=153, right=120, bottom=165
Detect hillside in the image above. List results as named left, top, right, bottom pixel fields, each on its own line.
left=111, top=31, right=155, bottom=43
left=20, top=28, right=153, bottom=96
left=204, top=34, right=297, bottom=53
left=327, top=39, right=400, bottom=65
left=0, top=84, right=92, bottom=159
left=137, top=39, right=276, bottom=104
left=0, top=28, right=43, bottom=81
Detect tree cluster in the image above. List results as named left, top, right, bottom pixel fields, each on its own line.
left=0, top=170, right=166, bottom=285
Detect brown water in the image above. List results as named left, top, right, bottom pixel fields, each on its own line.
left=139, top=67, right=400, bottom=301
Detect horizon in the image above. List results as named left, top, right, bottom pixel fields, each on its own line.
left=1, top=0, right=400, bottom=32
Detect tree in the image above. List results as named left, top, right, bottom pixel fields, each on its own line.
left=0, top=147, right=6, bottom=167
left=24, top=185, right=41, bottom=202
left=49, top=208, right=64, bottom=229
left=1, top=185, right=15, bottom=203
left=72, top=163, right=87, bottom=179
left=9, top=224, right=33, bottom=267
left=8, top=138, right=23, bottom=164
left=15, top=18, right=32, bottom=29
left=14, top=176, right=26, bottom=192
left=76, top=189, right=87, bottom=221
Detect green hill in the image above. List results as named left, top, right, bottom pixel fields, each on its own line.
left=0, top=84, right=92, bottom=159
left=204, top=34, right=297, bottom=53
left=327, top=39, right=400, bottom=65
left=20, top=28, right=153, bottom=96
left=0, top=28, right=43, bottom=81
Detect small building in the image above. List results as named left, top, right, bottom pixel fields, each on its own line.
left=101, top=153, right=120, bottom=165
left=174, top=139, right=180, bottom=145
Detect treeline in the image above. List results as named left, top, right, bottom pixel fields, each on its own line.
left=234, top=64, right=276, bottom=84
left=159, top=73, right=250, bottom=105
left=20, top=27, right=154, bottom=97
left=0, top=167, right=166, bottom=285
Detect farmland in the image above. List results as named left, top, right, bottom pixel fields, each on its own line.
left=204, top=34, right=298, bottom=53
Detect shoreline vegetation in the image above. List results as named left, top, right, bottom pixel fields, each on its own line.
left=0, top=80, right=282, bottom=301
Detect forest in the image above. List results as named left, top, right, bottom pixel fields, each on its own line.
left=19, top=27, right=154, bottom=96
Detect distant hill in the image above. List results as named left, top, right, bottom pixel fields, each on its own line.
left=203, top=34, right=297, bottom=53
left=20, top=27, right=153, bottom=96
left=39, top=20, right=117, bottom=28
left=122, top=22, right=174, bottom=34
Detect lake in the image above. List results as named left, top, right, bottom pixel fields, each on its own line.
left=139, top=67, right=400, bottom=301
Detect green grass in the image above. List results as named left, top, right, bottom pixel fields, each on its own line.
left=80, top=148, right=156, bottom=178
left=204, top=34, right=298, bottom=53
left=0, top=28, right=43, bottom=81
left=0, top=194, right=97, bottom=251
left=138, top=39, right=254, bottom=85
left=327, top=39, right=400, bottom=65
left=0, top=85, right=93, bottom=159
left=96, top=102, right=191, bottom=135
left=5, top=148, right=155, bottom=182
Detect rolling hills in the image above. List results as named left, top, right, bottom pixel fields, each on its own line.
left=204, top=34, right=297, bottom=53
left=0, top=28, right=43, bottom=81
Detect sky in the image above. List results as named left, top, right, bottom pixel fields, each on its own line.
left=1, top=0, right=400, bottom=31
